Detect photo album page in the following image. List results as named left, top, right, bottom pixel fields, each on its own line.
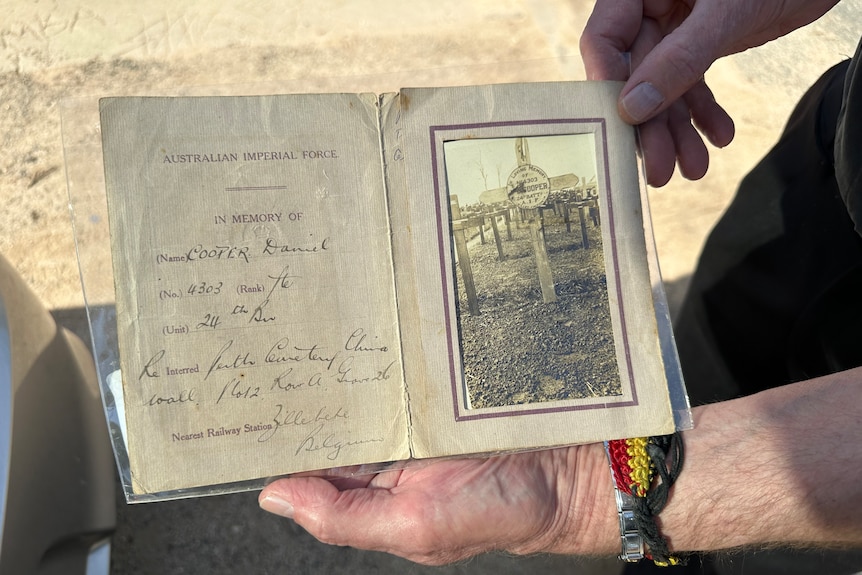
left=97, top=81, right=680, bottom=501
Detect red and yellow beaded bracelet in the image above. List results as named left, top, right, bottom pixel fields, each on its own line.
left=605, top=433, right=684, bottom=566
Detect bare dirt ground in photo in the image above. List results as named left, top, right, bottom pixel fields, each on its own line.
left=456, top=213, right=620, bottom=408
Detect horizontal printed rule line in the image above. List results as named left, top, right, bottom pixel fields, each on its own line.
left=225, top=186, right=288, bottom=191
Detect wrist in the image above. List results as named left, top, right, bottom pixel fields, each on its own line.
left=657, top=370, right=862, bottom=552
left=655, top=397, right=792, bottom=552
left=521, top=442, right=619, bottom=557
left=568, top=443, right=620, bottom=556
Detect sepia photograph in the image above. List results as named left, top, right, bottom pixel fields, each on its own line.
left=443, top=134, right=622, bottom=409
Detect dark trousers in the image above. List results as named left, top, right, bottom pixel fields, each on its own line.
left=676, top=58, right=862, bottom=407
left=664, top=54, right=862, bottom=575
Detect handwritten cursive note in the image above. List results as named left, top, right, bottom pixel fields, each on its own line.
left=101, top=93, right=410, bottom=494
left=99, top=82, right=681, bottom=501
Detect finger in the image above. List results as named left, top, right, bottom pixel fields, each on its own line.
left=637, top=112, right=677, bottom=187
left=579, top=0, right=645, bottom=81
left=325, top=474, right=375, bottom=490
left=619, top=11, right=725, bottom=123
left=667, top=99, right=709, bottom=180
left=325, top=462, right=412, bottom=490
left=684, top=81, right=735, bottom=148
left=625, top=18, right=678, bottom=186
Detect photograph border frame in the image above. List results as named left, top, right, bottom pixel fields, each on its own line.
left=429, top=118, right=641, bottom=422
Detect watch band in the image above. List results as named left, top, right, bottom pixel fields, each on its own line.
left=615, top=488, right=645, bottom=562
left=605, top=441, right=645, bottom=562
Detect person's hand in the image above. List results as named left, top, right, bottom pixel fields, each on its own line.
left=580, top=0, right=840, bottom=186
left=258, top=444, right=616, bottom=565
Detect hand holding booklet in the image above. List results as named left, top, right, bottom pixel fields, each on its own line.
left=91, top=81, right=688, bottom=501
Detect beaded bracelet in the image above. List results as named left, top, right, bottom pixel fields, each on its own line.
left=605, top=433, right=684, bottom=566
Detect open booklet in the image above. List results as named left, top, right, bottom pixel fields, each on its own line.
left=98, top=82, right=686, bottom=501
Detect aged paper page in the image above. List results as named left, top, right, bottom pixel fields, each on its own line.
left=388, top=82, right=675, bottom=458
left=101, top=94, right=409, bottom=495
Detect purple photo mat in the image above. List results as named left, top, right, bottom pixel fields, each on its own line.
left=428, top=119, right=639, bottom=422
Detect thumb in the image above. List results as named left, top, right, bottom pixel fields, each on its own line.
left=259, top=477, right=423, bottom=557
left=619, top=15, right=723, bottom=124
left=260, top=477, right=387, bottom=545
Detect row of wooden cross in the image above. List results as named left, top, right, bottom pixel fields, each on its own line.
left=450, top=189, right=599, bottom=316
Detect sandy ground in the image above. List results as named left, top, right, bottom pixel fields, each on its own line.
left=1, top=1, right=860, bottom=573
left=2, top=1, right=860, bottom=314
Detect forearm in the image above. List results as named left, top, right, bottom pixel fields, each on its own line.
left=546, top=365, right=862, bottom=557
left=663, top=366, right=862, bottom=551
left=258, top=365, right=862, bottom=563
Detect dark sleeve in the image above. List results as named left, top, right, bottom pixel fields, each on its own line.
left=835, top=37, right=862, bottom=236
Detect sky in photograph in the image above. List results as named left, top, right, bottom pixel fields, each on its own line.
left=443, top=133, right=597, bottom=206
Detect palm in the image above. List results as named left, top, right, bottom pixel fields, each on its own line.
left=260, top=444, right=609, bottom=565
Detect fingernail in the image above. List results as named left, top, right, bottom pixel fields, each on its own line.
left=621, top=82, right=665, bottom=123
left=260, top=493, right=295, bottom=518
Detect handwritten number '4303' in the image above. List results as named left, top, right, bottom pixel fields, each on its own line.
left=188, top=281, right=223, bottom=296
